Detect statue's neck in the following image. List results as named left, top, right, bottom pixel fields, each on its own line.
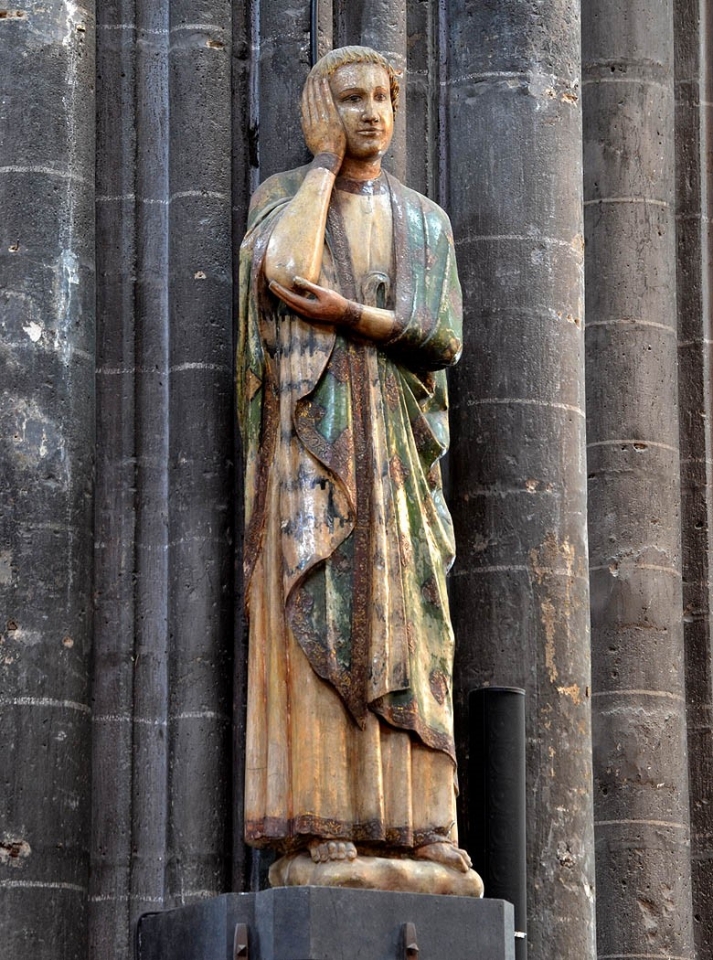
left=338, top=156, right=383, bottom=181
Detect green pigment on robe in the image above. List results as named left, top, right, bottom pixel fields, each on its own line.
left=237, top=165, right=463, bottom=762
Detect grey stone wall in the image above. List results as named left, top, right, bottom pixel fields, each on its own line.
left=0, top=4, right=96, bottom=959
left=2, top=2, right=713, bottom=960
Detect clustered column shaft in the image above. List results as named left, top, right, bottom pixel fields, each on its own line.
left=583, top=1, right=695, bottom=956
left=165, top=0, right=235, bottom=907
left=0, top=4, right=96, bottom=959
left=446, top=5, right=595, bottom=960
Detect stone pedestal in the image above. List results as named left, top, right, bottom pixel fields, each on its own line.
left=137, top=887, right=514, bottom=960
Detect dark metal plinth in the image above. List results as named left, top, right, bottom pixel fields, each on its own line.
left=137, top=887, right=515, bottom=960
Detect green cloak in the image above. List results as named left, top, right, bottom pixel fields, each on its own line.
left=238, top=165, right=462, bottom=763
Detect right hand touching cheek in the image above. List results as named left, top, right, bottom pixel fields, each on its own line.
left=301, top=75, right=347, bottom=165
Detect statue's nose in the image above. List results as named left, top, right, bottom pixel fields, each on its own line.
left=362, top=100, right=379, bottom=121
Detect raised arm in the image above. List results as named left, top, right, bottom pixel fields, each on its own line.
left=264, top=77, right=346, bottom=288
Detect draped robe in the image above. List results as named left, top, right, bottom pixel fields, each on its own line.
left=237, top=165, right=463, bottom=853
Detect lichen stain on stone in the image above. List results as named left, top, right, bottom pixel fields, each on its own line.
left=7, top=626, right=43, bottom=646
left=0, top=838, right=31, bottom=867
left=530, top=532, right=587, bottom=684
left=0, top=550, right=12, bottom=585
left=530, top=531, right=578, bottom=585
left=637, top=896, right=661, bottom=940
left=557, top=683, right=583, bottom=704
left=541, top=596, right=558, bottom=683
left=556, top=839, right=576, bottom=868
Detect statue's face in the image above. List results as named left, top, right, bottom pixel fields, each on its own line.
left=329, top=63, right=394, bottom=162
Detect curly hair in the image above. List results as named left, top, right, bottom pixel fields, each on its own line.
left=307, top=45, right=400, bottom=114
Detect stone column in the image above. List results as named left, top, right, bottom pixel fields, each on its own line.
left=91, top=3, right=142, bottom=955
left=231, top=0, right=251, bottom=897
left=166, top=0, right=235, bottom=907
left=92, top=1, right=172, bottom=955
left=0, top=3, right=96, bottom=958
left=446, top=5, right=596, bottom=960
left=404, top=0, right=439, bottom=197
left=583, top=1, right=695, bottom=957
left=674, top=0, right=713, bottom=953
left=253, top=0, right=312, bottom=185
left=129, top=0, right=172, bottom=929
left=231, top=0, right=313, bottom=893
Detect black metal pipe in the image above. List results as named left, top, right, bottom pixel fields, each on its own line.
left=310, top=0, right=318, bottom=66
left=469, top=687, right=527, bottom=960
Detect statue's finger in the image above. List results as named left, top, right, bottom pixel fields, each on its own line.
left=300, top=91, right=312, bottom=130
left=314, top=77, right=333, bottom=121
left=308, top=80, right=321, bottom=127
left=270, top=282, right=299, bottom=307
left=321, top=76, right=336, bottom=113
left=293, top=275, right=319, bottom=292
left=301, top=84, right=315, bottom=131
left=270, top=279, right=300, bottom=298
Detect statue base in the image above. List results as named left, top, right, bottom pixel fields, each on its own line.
left=270, top=851, right=484, bottom=896
left=137, top=887, right=514, bottom=960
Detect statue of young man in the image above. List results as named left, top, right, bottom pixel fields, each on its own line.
left=238, top=46, right=479, bottom=892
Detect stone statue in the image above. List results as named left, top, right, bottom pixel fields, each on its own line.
left=237, top=45, right=481, bottom=895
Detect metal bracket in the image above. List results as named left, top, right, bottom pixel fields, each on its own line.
left=234, top=923, right=249, bottom=960
left=403, top=921, right=419, bottom=959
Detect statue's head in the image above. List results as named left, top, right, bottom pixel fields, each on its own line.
left=307, top=45, right=400, bottom=114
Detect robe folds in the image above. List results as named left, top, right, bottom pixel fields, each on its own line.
left=237, top=165, right=463, bottom=853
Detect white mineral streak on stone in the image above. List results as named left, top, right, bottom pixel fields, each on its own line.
left=61, top=0, right=86, bottom=47
left=56, top=0, right=90, bottom=603
left=11, top=398, right=67, bottom=483
left=53, top=249, right=79, bottom=366
left=6, top=627, right=44, bottom=647
left=528, top=68, right=559, bottom=111
left=22, top=321, right=43, bottom=342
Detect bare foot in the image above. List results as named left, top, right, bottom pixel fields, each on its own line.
left=308, top=838, right=357, bottom=863
left=413, top=841, right=472, bottom=874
